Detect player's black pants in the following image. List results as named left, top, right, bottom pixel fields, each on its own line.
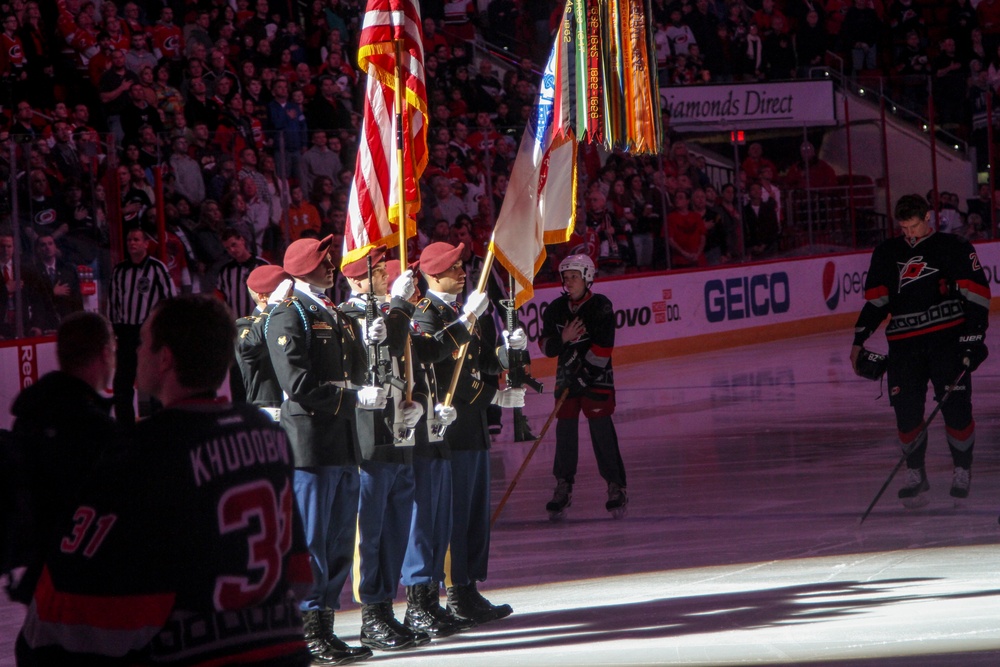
left=552, top=390, right=626, bottom=488
left=887, top=338, right=975, bottom=470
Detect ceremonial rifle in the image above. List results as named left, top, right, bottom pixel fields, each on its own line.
left=502, top=273, right=542, bottom=441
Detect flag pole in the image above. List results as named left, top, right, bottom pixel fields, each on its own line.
left=441, top=249, right=495, bottom=407
left=392, top=23, right=413, bottom=401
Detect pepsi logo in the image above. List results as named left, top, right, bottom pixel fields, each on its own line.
left=822, top=261, right=839, bottom=310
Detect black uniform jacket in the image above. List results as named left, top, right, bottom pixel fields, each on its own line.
left=340, top=294, right=429, bottom=464
left=235, top=304, right=283, bottom=408
left=411, top=293, right=510, bottom=452
left=265, top=288, right=367, bottom=467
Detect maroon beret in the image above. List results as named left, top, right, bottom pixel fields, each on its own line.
left=283, top=234, right=334, bottom=276
left=385, top=259, right=419, bottom=285
left=419, top=242, right=463, bottom=275
left=341, top=245, right=387, bottom=279
left=246, top=265, right=289, bottom=294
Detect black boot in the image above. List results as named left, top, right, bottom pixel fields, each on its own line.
left=317, top=609, right=372, bottom=665
left=446, top=582, right=513, bottom=625
left=303, top=610, right=337, bottom=665
left=405, top=583, right=470, bottom=637
left=360, top=600, right=416, bottom=650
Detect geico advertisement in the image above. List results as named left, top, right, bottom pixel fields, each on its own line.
left=524, top=250, right=907, bottom=346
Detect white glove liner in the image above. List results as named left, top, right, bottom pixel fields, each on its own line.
left=503, top=328, right=527, bottom=351
left=399, top=400, right=424, bottom=429
left=366, top=316, right=387, bottom=345
left=462, top=290, right=489, bottom=319
left=390, top=269, right=415, bottom=300
left=491, top=387, right=526, bottom=408
left=434, top=403, right=457, bottom=425
left=356, top=385, right=388, bottom=410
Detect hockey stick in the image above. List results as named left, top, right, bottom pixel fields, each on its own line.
left=490, top=388, right=569, bottom=528
left=859, top=367, right=968, bottom=525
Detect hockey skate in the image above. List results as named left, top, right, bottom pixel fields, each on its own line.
left=898, top=467, right=929, bottom=509
left=606, top=482, right=628, bottom=519
left=545, top=479, right=572, bottom=521
left=950, top=466, right=971, bottom=500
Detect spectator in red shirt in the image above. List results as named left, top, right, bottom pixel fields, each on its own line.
left=666, top=190, right=707, bottom=268
left=150, top=5, right=183, bottom=61
left=741, top=142, right=777, bottom=182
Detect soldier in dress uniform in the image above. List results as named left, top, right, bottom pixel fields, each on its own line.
left=391, top=257, right=471, bottom=637
left=409, top=241, right=527, bottom=625
left=234, top=264, right=289, bottom=420
left=264, top=234, right=383, bottom=666
left=338, top=245, right=430, bottom=651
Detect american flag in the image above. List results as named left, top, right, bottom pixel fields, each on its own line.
left=343, top=0, right=428, bottom=267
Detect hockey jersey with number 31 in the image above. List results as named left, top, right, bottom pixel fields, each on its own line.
left=17, top=402, right=313, bottom=666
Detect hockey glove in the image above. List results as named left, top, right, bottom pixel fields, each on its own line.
left=390, top=269, right=415, bottom=300
left=399, top=400, right=424, bottom=429
left=434, top=403, right=457, bottom=425
left=356, top=385, right=388, bottom=410
left=503, top=327, right=527, bottom=351
left=491, top=387, right=526, bottom=408
left=959, top=333, right=988, bottom=371
left=562, top=350, right=596, bottom=391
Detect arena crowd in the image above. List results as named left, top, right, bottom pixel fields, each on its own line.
left=0, top=0, right=997, bottom=339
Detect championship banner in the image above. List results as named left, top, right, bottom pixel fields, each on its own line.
left=344, top=0, right=428, bottom=266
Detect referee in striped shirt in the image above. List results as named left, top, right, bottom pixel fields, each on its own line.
left=217, top=229, right=269, bottom=320
left=110, top=227, right=177, bottom=425
left=216, top=228, right=268, bottom=403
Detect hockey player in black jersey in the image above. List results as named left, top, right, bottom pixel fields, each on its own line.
left=851, top=194, right=991, bottom=507
left=538, top=254, right=628, bottom=519
left=16, top=295, right=314, bottom=666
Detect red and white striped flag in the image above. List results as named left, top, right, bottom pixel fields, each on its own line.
left=344, top=0, right=428, bottom=267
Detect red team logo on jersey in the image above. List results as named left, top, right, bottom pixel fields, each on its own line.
left=897, top=256, right=938, bottom=288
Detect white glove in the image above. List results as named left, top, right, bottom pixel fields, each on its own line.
left=390, top=269, right=415, bottom=300
left=366, top=316, right=387, bottom=345
left=434, top=402, right=457, bottom=425
left=503, top=328, right=527, bottom=351
left=399, top=400, right=424, bottom=429
left=356, top=385, right=388, bottom=410
left=491, top=387, right=526, bottom=408
left=462, top=290, right=489, bottom=319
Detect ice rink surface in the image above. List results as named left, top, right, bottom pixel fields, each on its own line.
left=4, top=318, right=1000, bottom=666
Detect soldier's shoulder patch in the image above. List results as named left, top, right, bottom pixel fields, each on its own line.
left=417, top=298, right=432, bottom=312
left=240, top=328, right=251, bottom=339
left=277, top=335, right=289, bottom=346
